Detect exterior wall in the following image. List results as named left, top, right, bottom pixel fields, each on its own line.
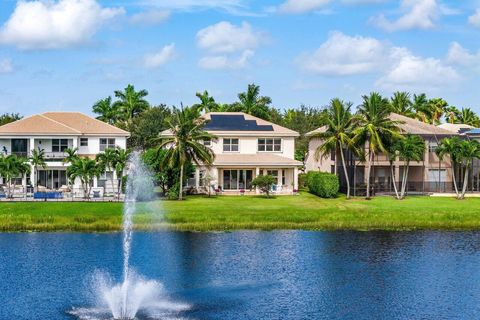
left=77, top=136, right=127, bottom=155
left=209, top=135, right=296, bottom=159
left=305, top=137, right=334, bottom=173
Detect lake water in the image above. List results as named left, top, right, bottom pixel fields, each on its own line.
left=1, top=231, right=480, bottom=319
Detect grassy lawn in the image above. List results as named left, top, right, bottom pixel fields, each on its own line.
left=1, top=193, right=480, bottom=232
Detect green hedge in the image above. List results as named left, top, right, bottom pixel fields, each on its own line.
left=306, top=171, right=339, bottom=198
left=298, top=173, right=308, bottom=189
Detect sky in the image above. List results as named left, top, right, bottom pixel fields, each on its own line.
left=0, top=0, right=480, bottom=116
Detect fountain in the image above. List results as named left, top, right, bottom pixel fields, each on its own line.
left=69, top=152, right=189, bottom=320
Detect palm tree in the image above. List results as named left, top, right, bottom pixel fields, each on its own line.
left=436, top=137, right=462, bottom=198
left=194, top=90, right=219, bottom=113
left=114, top=148, right=131, bottom=199
left=353, top=92, right=402, bottom=199
left=17, top=159, right=31, bottom=199
left=29, top=149, right=47, bottom=192
left=413, top=93, right=429, bottom=122
left=311, top=98, right=358, bottom=199
left=158, top=106, right=216, bottom=200
left=444, top=106, right=461, bottom=124
left=458, top=108, right=480, bottom=127
left=67, top=157, right=101, bottom=199
left=92, top=96, right=117, bottom=125
left=236, top=84, right=272, bottom=120
left=97, top=148, right=119, bottom=196
left=113, top=84, right=150, bottom=129
left=417, top=98, right=447, bottom=125
left=390, top=91, right=414, bottom=118
left=457, top=140, right=480, bottom=199
left=62, top=147, right=79, bottom=197
left=395, top=135, right=425, bottom=199
left=0, top=155, right=23, bottom=198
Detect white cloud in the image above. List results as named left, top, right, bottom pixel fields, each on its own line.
left=377, top=47, right=459, bottom=90
left=0, top=0, right=124, bottom=50
left=199, top=49, right=254, bottom=69
left=144, top=43, right=176, bottom=68
left=371, top=0, right=441, bottom=32
left=468, top=9, right=480, bottom=27
left=130, top=9, right=170, bottom=26
left=446, top=42, right=479, bottom=66
left=0, top=59, right=13, bottom=74
left=296, top=31, right=386, bottom=75
left=277, top=0, right=331, bottom=14
left=196, top=21, right=264, bottom=53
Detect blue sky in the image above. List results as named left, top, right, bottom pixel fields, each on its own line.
left=0, top=0, right=480, bottom=116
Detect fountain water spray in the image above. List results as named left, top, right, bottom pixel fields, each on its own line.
left=69, top=151, right=189, bottom=320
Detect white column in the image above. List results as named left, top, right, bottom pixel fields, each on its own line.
left=255, top=167, right=260, bottom=194
left=293, top=167, right=299, bottom=191
left=195, top=167, right=200, bottom=191
left=72, top=137, right=78, bottom=149
left=278, top=169, right=283, bottom=186
left=30, top=164, right=35, bottom=190
left=29, top=137, right=35, bottom=155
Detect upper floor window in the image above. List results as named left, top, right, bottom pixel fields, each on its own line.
left=52, top=139, right=69, bottom=152
left=80, top=138, right=88, bottom=147
left=258, top=138, right=281, bottom=152
left=100, top=138, right=116, bottom=151
left=223, top=138, right=239, bottom=152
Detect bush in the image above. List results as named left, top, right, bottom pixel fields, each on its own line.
left=306, top=171, right=339, bottom=198
left=167, top=183, right=180, bottom=200
left=252, top=175, right=277, bottom=198
left=298, top=173, right=307, bottom=189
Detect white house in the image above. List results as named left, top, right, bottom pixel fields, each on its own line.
left=161, top=112, right=302, bottom=195
left=0, top=112, right=129, bottom=196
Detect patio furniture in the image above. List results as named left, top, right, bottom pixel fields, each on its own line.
left=215, top=186, right=223, bottom=195
left=239, top=188, right=245, bottom=196
left=93, top=190, right=101, bottom=198
left=33, top=191, right=64, bottom=200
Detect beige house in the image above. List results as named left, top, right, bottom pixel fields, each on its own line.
left=306, top=113, right=458, bottom=195
left=161, top=112, right=302, bottom=195
left=0, top=112, right=129, bottom=197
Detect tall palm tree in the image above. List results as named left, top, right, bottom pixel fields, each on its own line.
left=92, top=96, right=118, bottom=125
left=113, top=84, right=150, bottom=129
left=97, top=148, right=119, bottom=196
left=114, top=148, right=131, bottom=199
left=444, top=106, right=461, bottom=124
left=413, top=93, right=429, bottom=122
left=67, top=157, right=101, bottom=199
left=0, top=155, right=23, bottom=198
left=389, top=91, right=414, bottom=118
left=417, top=98, right=447, bottom=125
left=62, top=147, right=79, bottom=197
left=194, top=90, right=219, bottom=113
left=236, top=84, right=272, bottom=120
left=158, top=106, right=216, bottom=200
left=18, top=158, right=31, bottom=199
left=457, top=140, right=480, bottom=199
left=395, top=135, right=425, bottom=199
left=353, top=92, right=402, bottom=199
left=436, top=137, right=462, bottom=198
left=29, top=149, right=47, bottom=192
left=311, top=98, right=358, bottom=199
left=458, top=108, right=480, bottom=127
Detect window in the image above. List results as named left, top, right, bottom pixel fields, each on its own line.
left=100, top=138, right=116, bottom=151
left=203, top=138, right=211, bottom=146
left=258, top=138, right=281, bottom=152
left=98, top=171, right=113, bottom=188
left=80, top=138, right=88, bottom=146
left=429, top=141, right=438, bottom=153
left=52, top=139, right=69, bottom=152
left=282, top=169, right=286, bottom=186
left=223, top=170, right=253, bottom=190
left=223, top=138, right=239, bottom=152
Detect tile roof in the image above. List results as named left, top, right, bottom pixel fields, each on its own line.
left=213, top=153, right=302, bottom=166
left=161, top=112, right=299, bottom=137
left=437, top=123, right=474, bottom=134
left=0, top=112, right=129, bottom=136
left=306, top=113, right=455, bottom=137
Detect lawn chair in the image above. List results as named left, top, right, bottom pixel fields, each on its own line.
left=214, top=186, right=223, bottom=196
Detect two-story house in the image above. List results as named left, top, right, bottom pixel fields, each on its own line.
left=162, top=112, right=302, bottom=194
left=306, top=113, right=458, bottom=195
left=0, top=112, right=129, bottom=195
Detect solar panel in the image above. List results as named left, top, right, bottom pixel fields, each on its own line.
left=204, top=115, right=274, bottom=131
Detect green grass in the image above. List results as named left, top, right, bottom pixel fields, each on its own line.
left=0, top=193, right=480, bottom=232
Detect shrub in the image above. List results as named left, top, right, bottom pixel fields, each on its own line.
left=298, top=173, right=307, bottom=189
left=252, top=175, right=277, bottom=198
left=167, top=183, right=181, bottom=200
left=306, top=171, right=339, bottom=198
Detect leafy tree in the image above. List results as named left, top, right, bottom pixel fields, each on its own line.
left=311, top=98, right=358, bottom=199
left=67, top=157, right=102, bottom=199
left=389, top=91, right=414, bottom=118
left=436, top=137, right=463, bottom=197
left=92, top=96, right=117, bottom=125
left=129, top=105, right=171, bottom=150
left=157, top=106, right=216, bottom=200
left=235, top=84, right=272, bottom=120
left=354, top=92, right=402, bottom=199
left=395, top=134, right=425, bottom=199
left=0, top=113, right=22, bottom=126
left=29, top=149, right=47, bottom=192
left=193, top=91, right=219, bottom=113
left=0, top=155, right=26, bottom=198
left=113, top=84, right=150, bottom=129
left=252, top=175, right=276, bottom=198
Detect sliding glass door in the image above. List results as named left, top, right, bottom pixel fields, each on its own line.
left=37, top=170, right=67, bottom=190
left=223, top=169, right=253, bottom=190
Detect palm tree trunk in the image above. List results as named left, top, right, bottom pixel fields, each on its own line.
left=179, top=164, right=184, bottom=200
left=390, top=163, right=400, bottom=199
left=461, top=163, right=470, bottom=199
left=339, top=147, right=350, bottom=199
left=365, top=149, right=373, bottom=199
left=451, top=162, right=460, bottom=198
left=401, top=163, right=410, bottom=199
left=34, top=167, right=38, bottom=192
